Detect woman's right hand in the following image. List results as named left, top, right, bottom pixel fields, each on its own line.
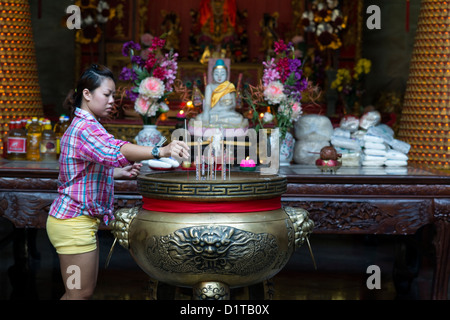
left=160, top=140, right=190, bottom=161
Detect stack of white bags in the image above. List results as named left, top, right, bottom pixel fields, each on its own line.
left=361, top=133, right=387, bottom=166
left=329, top=111, right=411, bottom=167
left=362, top=124, right=410, bottom=167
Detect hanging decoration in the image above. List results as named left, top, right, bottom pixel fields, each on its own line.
left=300, top=0, right=347, bottom=51
left=189, top=0, right=248, bottom=63
left=67, top=0, right=115, bottom=44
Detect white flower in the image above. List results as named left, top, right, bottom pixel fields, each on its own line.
left=262, top=112, right=274, bottom=123
left=278, top=100, right=303, bottom=122
left=139, top=77, right=165, bottom=100
left=134, top=95, right=151, bottom=116
left=263, top=81, right=286, bottom=105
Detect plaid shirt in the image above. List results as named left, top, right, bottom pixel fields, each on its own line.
left=48, top=108, right=131, bottom=224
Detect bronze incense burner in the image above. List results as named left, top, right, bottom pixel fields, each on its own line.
left=111, top=171, right=314, bottom=300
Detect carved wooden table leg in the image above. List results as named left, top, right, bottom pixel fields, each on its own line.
left=432, top=219, right=450, bottom=300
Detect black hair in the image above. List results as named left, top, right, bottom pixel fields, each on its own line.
left=63, top=64, right=115, bottom=119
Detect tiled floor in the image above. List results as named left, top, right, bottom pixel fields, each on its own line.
left=0, top=217, right=437, bottom=300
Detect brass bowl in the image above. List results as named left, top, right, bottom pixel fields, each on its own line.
left=136, top=171, right=287, bottom=201
left=112, top=171, right=314, bottom=300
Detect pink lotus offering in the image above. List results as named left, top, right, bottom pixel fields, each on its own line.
left=240, top=157, right=256, bottom=171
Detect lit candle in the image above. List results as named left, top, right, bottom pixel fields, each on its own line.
left=177, top=110, right=186, bottom=119
left=240, top=156, right=256, bottom=171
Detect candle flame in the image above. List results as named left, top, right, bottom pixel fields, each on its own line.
left=246, top=156, right=249, bottom=160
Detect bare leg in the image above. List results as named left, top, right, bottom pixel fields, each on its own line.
left=58, top=244, right=99, bottom=300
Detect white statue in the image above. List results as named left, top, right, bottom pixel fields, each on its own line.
left=190, top=59, right=248, bottom=129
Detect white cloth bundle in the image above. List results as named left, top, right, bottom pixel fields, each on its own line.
left=361, top=154, right=386, bottom=166
left=385, top=149, right=408, bottom=167
left=364, top=141, right=388, bottom=150
left=388, top=139, right=411, bottom=154
left=386, top=149, right=408, bottom=161
left=331, top=136, right=361, bottom=151
left=385, top=159, right=408, bottom=167
left=364, top=148, right=387, bottom=156
left=359, top=111, right=381, bottom=130
left=367, top=125, right=394, bottom=143
left=341, top=152, right=361, bottom=166
left=363, top=134, right=385, bottom=144
left=363, top=154, right=387, bottom=162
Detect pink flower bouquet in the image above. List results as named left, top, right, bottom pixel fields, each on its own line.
left=120, top=34, right=178, bottom=124
left=244, top=40, right=313, bottom=140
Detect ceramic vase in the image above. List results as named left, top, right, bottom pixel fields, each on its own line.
left=135, top=125, right=163, bottom=147
left=279, top=131, right=295, bottom=166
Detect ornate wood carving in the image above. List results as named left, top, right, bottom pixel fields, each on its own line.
left=282, top=198, right=433, bottom=235
left=286, top=183, right=450, bottom=197
left=0, top=191, right=142, bottom=229
left=0, top=192, right=56, bottom=228
left=432, top=219, right=450, bottom=300
left=434, top=199, right=450, bottom=222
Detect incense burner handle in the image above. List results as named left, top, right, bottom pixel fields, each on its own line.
left=110, top=206, right=140, bottom=250
left=284, top=206, right=315, bottom=250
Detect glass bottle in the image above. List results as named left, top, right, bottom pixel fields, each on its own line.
left=7, top=119, right=27, bottom=160
left=40, top=119, right=57, bottom=161
left=53, top=115, right=65, bottom=158
left=26, top=117, right=42, bottom=161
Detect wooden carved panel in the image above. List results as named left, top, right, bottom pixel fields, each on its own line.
left=434, top=198, right=450, bottom=223
left=286, top=183, right=450, bottom=197
left=0, top=192, right=56, bottom=228
left=0, top=191, right=143, bottom=229
left=282, top=198, right=433, bottom=235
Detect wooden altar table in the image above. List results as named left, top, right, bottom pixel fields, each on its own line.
left=0, top=160, right=448, bottom=299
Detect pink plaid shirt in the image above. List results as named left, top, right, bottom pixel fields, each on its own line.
left=48, top=108, right=131, bottom=224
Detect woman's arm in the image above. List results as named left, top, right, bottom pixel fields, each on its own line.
left=120, top=140, right=190, bottom=163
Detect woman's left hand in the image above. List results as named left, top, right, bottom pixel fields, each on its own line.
left=114, top=162, right=143, bottom=179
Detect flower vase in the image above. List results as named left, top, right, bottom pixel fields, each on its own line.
left=279, top=132, right=295, bottom=166
left=135, top=125, right=163, bottom=147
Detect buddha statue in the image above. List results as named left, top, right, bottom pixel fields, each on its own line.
left=190, top=59, right=248, bottom=130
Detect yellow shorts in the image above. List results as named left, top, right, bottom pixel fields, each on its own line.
left=46, top=215, right=100, bottom=255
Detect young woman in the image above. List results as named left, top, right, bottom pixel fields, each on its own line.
left=46, top=64, right=189, bottom=300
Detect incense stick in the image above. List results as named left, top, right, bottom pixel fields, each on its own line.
left=221, top=137, right=224, bottom=180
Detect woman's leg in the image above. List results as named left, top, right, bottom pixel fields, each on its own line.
left=58, top=244, right=99, bottom=300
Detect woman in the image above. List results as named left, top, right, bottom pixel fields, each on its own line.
left=46, top=64, right=189, bottom=300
